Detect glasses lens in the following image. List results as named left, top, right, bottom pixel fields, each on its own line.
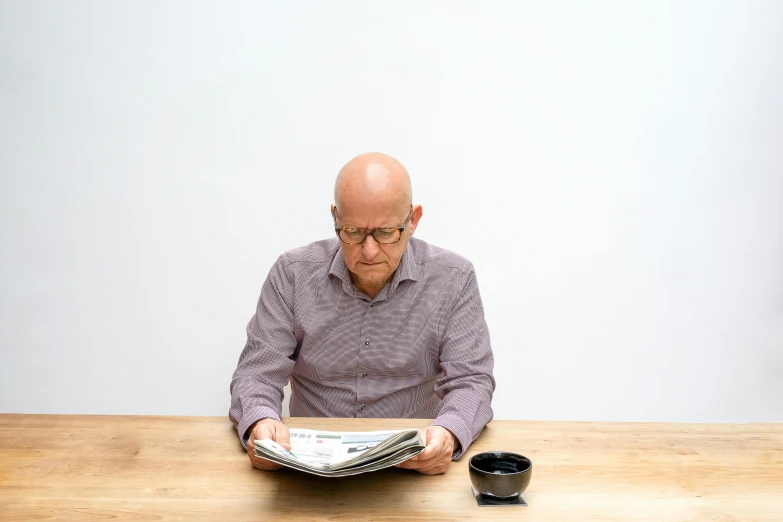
left=373, top=228, right=401, bottom=244
left=339, top=229, right=366, bottom=244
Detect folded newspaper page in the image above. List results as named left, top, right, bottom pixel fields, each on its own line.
left=254, top=428, right=426, bottom=477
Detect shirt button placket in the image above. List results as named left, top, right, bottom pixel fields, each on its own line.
left=358, top=302, right=372, bottom=417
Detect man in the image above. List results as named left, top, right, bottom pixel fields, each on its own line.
left=229, top=152, right=495, bottom=475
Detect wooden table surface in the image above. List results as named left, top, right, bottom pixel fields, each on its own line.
left=0, top=415, right=780, bottom=521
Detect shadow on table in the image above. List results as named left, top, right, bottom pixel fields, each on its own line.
left=263, top=466, right=451, bottom=516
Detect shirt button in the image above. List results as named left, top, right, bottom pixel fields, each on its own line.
left=360, top=405, right=366, bottom=411
left=364, top=339, right=370, bottom=346
left=362, top=373, right=368, bottom=379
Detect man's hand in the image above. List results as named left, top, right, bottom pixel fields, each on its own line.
left=246, top=418, right=291, bottom=471
left=395, top=425, right=457, bottom=475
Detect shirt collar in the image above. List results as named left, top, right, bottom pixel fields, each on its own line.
left=328, top=241, right=419, bottom=299
left=328, top=247, right=354, bottom=296
left=393, top=243, right=419, bottom=285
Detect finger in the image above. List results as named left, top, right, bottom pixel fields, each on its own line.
left=275, top=424, right=292, bottom=450
left=247, top=439, right=266, bottom=462
left=414, top=447, right=435, bottom=460
left=247, top=443, right=285, bottom=471
left=247, top=432, right=276, bottom=461
left=415, top=437, right=439, bottom=460
left=251, top=455, right=285, bottom=471
left=416, top=435, right=444, bottom=461
left=397, top=457, right=431, bottom=470
left=246, top=437, right=259, bottom=458
left=395, top=459, right=416, bottom=469
left=416, top=464, right=448, bottom=475
left=416, top=455, right=451, bottom=475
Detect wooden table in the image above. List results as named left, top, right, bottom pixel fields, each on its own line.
left=0, top=415, right=780, bottom=521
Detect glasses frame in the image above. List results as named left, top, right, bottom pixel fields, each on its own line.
left=334, top=206, right=414, bottom=245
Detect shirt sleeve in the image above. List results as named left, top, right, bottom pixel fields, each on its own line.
left=431, top=266, right=495, bottom=460
left=229, top=257, right=298, bottom=449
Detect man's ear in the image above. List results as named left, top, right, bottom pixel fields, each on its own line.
left=409, top=205, right=423, bottom=235
left=330, top=204, right=337, bottom=223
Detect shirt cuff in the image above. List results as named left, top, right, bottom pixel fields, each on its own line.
left=431, top=413, right=472, bottom=460
left=237, top=406, right=282, bottom=450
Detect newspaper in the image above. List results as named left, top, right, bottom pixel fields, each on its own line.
left=254, top=428, right=426, bottom=477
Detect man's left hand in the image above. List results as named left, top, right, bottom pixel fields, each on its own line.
left=395, top=425, right=457, bottom=475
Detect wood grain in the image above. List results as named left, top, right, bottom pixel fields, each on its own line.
left=0, top=415, right=780, bottom=521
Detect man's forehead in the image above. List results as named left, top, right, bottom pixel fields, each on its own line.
left=335, top=201, right=409, bottom=225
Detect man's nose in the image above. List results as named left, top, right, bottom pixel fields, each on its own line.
left=362, top=235, right=380, bottom=259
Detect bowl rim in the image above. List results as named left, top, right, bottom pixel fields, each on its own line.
left=468, top=451, right=532, bottom=475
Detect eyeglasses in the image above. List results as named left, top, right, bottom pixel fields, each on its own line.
left=334, top=206, right=413, bottom=245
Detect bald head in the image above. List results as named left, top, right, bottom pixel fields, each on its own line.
left=333, top=152, right=412, bottom=214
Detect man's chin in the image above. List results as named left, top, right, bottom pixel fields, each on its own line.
left=361, top=272, right=388, bottom=283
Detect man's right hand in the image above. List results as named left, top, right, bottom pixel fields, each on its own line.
left=246, top=418, right=291, bottom=471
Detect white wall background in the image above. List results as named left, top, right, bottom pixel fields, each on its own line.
left=1, top=0, right=781, bottom=423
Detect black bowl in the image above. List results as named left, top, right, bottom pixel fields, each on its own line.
left=468, top=451, right=532, bottom=501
